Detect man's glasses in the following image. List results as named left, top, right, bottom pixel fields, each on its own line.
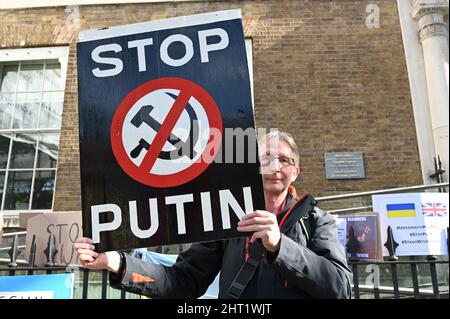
left=259, top=155, right=295, bottom=167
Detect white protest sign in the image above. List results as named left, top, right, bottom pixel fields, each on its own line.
left=373, top=193, right=449, bottom=256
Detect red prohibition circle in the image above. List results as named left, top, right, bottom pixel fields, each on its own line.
left=110, top=77, right=223, bottom=188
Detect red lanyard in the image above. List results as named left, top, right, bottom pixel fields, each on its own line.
left=276, top=196, right=287, bottom=216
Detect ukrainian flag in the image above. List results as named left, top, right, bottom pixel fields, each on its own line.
left=386, top=203, right=416, bottom=218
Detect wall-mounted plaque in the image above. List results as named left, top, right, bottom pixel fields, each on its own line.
left=325, top=152, right=365, bottom=179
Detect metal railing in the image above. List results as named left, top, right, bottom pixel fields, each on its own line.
left=315, top=182, right=448, bottom=214
left=349, top=258, right=448, bottom=299
left=316, top=183, right=448, bottom=201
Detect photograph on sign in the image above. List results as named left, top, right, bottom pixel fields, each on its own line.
left=77, top=10, right=265, bottom=252
left=338, top=213, right=383, bottom=261
left=24, top=212, right=82, bottom=266
left=373, top=193, right=449, bottom=257
left=0, top=273, right=74, bottom=299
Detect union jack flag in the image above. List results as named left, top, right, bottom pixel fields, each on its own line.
left=421, top=203, right=447, bottom=217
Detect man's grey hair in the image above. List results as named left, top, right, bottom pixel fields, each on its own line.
left=258, top=131, right=300, bottom=166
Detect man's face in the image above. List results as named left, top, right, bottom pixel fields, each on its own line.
left=259, top=139, right=300, bottom=196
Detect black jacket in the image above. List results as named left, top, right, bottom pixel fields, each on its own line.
left=109, top=191, right=352, bottom=299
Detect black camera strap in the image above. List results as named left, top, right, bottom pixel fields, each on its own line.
left=227, top=193, right=316, bottom=299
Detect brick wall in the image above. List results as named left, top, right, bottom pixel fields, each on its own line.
left=0, top=0, right=422, bottom=212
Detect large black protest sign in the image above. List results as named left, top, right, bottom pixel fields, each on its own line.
left=77, top=10, right=265, bottom=252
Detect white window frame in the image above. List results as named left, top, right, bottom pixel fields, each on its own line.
left=0, top=46, right=69, bottom=216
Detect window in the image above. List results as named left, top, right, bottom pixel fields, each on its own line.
left=0, top=47, right=69, bottom=213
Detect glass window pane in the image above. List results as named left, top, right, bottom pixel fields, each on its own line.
left=10, top=133, right=37, bottom=169
left=39, top=91, right=63, bottom=128
left=0, top=134, right=11, bottom=169
left=0, top=93, right=14, bottom=129
left=37, top=133, right=60, bottom=168
left=32, top=170, right=55, bottom=209
left=13, top=92, right=40, bottom=129
left=0, top=65, right=18, bottom=93
left=18, top=63, right=44, bottom=92
left=43, top=63, right=63, bottom=91
left=4, top=171, right=32, bottom=210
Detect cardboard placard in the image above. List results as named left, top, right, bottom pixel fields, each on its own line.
left=24, top=211, right=82, bottom=266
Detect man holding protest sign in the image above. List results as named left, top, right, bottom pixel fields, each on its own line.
left=75, top=9, right=350, bottom=299
left=75, top=131, right=352, bottom=299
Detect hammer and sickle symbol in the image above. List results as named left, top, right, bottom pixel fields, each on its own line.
left=129, top=92, right=199, bottom=160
